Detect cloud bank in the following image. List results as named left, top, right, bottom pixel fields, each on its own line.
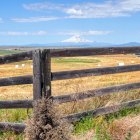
left=12, top=0, right=140, bottom=23
left=0, top=31, right=48, bottom=36
left=12, top=17, right=59, bottom=23
left=58, top=30, right=111, bottom=36
left=22, top=0, right=140, bottom=20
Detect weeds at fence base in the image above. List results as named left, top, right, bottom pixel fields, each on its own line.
left=25, top=97, right=72, bottom=140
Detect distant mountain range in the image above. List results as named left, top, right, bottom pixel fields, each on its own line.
left=1, top=42, right=140, bottom=49
left=26, top=42, right=140, bottom=48
left=27, top=42, right=113, bottom=48
left=23, top=42, right=140, bottom=47
left=117, top=42, right=140, bottom=47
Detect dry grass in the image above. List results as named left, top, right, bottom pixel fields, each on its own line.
left=0, top=54, right=140, bottom=139
left=72, top=129, right=95, bottom=140
left=109, top=114, right=140, bottom=140
left=0, top=54, right=140, bottom=114
left=25, top=98, right=71, bottom=140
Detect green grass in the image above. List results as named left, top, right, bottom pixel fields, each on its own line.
left=0, top=132, right=24, bottom=140
left=0, top=49, right=22, bottom=56
left=0, top=109, right=32, bottom=122
left=0, top=109, right=32, bottom=139
left=0, top=104, right=139, bottom=139
left=52, top=58, right=100, bottom=64
left=74, top=116, right=111, bottom=140
left=74, top=106, right=140, bottom=140
left=105, top=106, right=140, bottom=122
left=74, top=116, right=95, bottom=134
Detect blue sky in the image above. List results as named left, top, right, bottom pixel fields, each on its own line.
left=0, top=0, right=140, bottom=45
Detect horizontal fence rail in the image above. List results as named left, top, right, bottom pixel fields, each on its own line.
left=1, top=81, right=140, bottom=109
left=0, top=51, right=32, bottom=64
left=1, top=99, right=140, bottom=132
left=0, top=47, right=140, bottom=133
left=54, top=82, right=140, bottom=104
left=0, top=75, right=32, bottom=87
left=0, top=100, right=32, bottom=109
left=1, top=46, right=140, bottom=64
left=0, top=65, right=140, bottom=86
left=51, top=47, right=140, bottom=57
left=64, top=99, right=140, bottom=123
left=0, top=122, right=25, bottom=133
left=1, top=64, right=140, bottom=87
left=52, top=64, right=140, bottom=80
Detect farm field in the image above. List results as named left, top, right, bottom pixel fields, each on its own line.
left=0, top=49, right=22, bottom=56
left=0, top=50, right=140, bottom=139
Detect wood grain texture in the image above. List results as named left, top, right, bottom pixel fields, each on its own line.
left=33, top=50, right=42, bottom=100
left=52, top=64, right=140, bottom=81
left=41, top=50, right=51, bottom=98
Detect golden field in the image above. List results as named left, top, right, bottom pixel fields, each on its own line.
left=0, top=53, right=140, bottom=139
left=0, top=54, right=140, bottom=115
left=0, top=54, right=140, bottom=101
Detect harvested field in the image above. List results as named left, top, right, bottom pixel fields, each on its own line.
left=0, top=51, right=140, bottom=139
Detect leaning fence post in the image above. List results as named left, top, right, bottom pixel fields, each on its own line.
left=33, top=49, right=51, bottom=100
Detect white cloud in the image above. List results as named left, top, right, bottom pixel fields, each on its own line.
left=12, top=17, right=59, bottom=23
left=22, top=0, right=140, bottom=19
left=61, top=35, right=93, bottom=43
left=23, top=3, right=64, bottom=11
left=0, top=30, right=111, bottom=37
left=0, top=31, right=48, bottom=36
left=85, top=30, right=111, bottom=35
left=59, top=30, right=111, bottom=36
left=65, top=0, right=140, bottom=18
left=66, top=8, right=83, bottom=15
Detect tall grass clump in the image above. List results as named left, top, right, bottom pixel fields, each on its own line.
left=25, top=97, right=72, bottom=140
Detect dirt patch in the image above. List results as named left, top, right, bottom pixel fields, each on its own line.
left=72, top=130, right=95, bottom=140
left=109, top=114, right=140, bottom=140
left=25, top=97, right=72, bottom=140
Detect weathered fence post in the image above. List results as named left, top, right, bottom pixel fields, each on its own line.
left=33, top=50, right=42, bottom=100
left=33, top=49, right=51, bottom=100
left=41, top=49, right=51, bottom=98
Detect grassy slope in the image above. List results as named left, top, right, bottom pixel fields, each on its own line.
left=0, top=50, right=140, bottom=139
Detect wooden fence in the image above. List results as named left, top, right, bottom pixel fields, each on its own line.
left=0, top=47, right=140, bottom=133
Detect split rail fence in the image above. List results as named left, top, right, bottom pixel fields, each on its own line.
left=0, top=47, right=140, bottom=132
